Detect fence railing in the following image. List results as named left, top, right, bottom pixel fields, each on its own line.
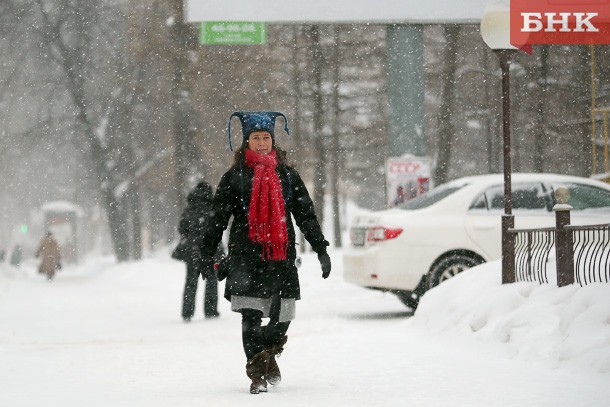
left=507, top=187, right=610, bottom=287
left=512, top=227, right=555, bottom=284
left=568, top=224, right=610, bottom=285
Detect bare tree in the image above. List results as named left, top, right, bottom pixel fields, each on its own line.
left=22, top=0, right=161, bottom=260
left=310, top=25, right=328, bottom=224
left=330, top=26, right=342, bottom=247
left=167, top=0, right=200, bottom=207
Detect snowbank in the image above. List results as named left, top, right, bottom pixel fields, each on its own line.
left=411, top=260, right=610, bottom=374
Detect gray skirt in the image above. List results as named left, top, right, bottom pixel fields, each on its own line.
left=231, top=295, right=296, bottom=322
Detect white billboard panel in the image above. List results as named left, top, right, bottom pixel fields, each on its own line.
left=185, top=0, right=490, bottom=24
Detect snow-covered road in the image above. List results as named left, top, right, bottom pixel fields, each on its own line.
left=1, top=251, right=608, bottom=406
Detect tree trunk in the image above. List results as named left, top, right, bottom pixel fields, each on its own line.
left=103, top=185, right=131, bottom=262
left=292, top=26, right=308, bottom=253
left=330, top=26, right=342, bottom=248
left=130, top=184, right=143, bottom=260
left=533, top=45, right=549, bottom=173
left=72, top=93, right=131, bottom=262
left=170, top=0, right=198, bottom=208
left=434, top=25, right=459, bottom=185
left=311, top=25, right=326, bottom=225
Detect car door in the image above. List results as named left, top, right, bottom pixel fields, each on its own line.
left=464, top=182, right=551, bottom=260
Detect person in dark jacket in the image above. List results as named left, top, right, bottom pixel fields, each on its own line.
left=175, top=181, right=224, bottom=321
left=199, top=111, right=331, bottom=394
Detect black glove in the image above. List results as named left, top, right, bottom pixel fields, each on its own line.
left=318, top=251, right=331, bottom=279
left=215, top=256, right=229, bottom=281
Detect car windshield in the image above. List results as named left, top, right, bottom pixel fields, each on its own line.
left=398, top=184, right=465, bottom=210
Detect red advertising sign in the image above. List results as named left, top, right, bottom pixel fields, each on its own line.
left=386, top=156, right=431, bottom=208
left=511, top=0, right=610, bottom=46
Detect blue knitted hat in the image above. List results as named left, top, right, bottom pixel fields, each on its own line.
left=228, top=111, right=290, bottom=151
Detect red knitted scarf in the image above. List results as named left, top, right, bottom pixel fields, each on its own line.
left=244, top=149, right=288, bottom=261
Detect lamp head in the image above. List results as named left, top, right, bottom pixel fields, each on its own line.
left=480, top=1, right=518, bottom=50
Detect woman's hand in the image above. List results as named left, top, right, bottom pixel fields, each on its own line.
left=318, top=251, right=331, bottom=279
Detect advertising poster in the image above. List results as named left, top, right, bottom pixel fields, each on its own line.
left=386, top=155, right=432, bottom=207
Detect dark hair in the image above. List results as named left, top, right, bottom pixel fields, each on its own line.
left=233, top=145, right=292, bottom=168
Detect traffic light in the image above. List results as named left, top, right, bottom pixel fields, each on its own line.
left=20, top=224, right=28, bottom=233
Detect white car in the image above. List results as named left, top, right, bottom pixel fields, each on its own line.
left=343, top=173, right=610, bottom=309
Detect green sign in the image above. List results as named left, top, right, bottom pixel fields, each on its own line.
left=200, top=22, right=267, bottom=45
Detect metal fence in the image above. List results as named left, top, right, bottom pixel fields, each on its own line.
left=508, top=198, right=610, bottom=286
left=568, top=224, right=610, bottom=285
left=512, top=227, right=555, bottom=284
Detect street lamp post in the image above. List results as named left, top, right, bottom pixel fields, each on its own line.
left=481, top=4, right=517, bottom=284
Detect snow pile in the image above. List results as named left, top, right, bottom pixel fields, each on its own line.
left=411, top=260, right=610, bottom=374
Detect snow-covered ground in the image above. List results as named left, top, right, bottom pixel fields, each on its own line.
left=1, top=249, right=609, bottom=406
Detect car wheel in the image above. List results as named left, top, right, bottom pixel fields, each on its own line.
left=428, top=254, right=481, bottom=289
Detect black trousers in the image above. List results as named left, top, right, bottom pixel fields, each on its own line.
left=241, top=297, right=290, bottom=360
left=182, top=262, right=218, bottom=318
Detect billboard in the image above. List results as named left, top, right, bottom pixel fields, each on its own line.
left=386, top=155, right=431, bottom=208
left=186, top=0, right=491, bottom=24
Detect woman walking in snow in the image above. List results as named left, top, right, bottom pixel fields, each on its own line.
left=199, top=111, right=331, bottom=394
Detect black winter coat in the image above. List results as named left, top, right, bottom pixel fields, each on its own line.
left=200, top=159, right=328, bottom=301
left=175, top=182, right=224, bottom=277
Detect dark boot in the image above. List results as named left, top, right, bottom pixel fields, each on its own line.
left=246, top=350, right=270, bottom=394
left=265, top=336, right=287, bottom=386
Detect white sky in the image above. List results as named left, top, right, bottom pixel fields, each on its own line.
left=1, top=234, right=609, bottom=405
left=185, top=0, right=491, bottom=24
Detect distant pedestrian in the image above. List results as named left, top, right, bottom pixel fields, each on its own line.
left=199, top=111, right=331, bottom=394
left=173, top=181, right=223, bottom=321
left=36, top=232, right=61, bottom=281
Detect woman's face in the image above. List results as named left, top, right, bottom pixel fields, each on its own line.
left=247, top=131, right=273, bottom=155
